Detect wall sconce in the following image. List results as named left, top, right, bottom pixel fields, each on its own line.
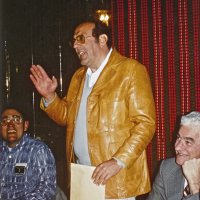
left=95, top=9, right=110, bottom=26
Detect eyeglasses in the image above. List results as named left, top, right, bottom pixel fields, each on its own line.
left=0, top=115, right=23, bottom=126
left=70, top=34, right=94, bottom=46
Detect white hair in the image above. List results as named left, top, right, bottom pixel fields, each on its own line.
left=181, top=111, right=200, bottom=127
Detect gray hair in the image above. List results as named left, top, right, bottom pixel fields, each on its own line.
left=181, top=111, right=200, bottom=126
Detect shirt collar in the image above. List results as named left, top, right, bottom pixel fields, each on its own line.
left=2, top=133, right=29, bottom=151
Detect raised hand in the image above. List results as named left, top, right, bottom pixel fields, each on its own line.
left=30, top=65, right=58, bottom=101
left=92, top=158, right=122, bottom=185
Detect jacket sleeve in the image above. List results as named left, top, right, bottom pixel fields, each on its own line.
left=40, top=67, right=85, bottom=126
left=40, top=95, right=69, bottom=126
left=23, top=146, right=56, bottom=200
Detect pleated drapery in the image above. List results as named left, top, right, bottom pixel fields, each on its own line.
left=111, top=0, right=200, bottom=177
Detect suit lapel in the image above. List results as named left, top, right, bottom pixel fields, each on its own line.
left=167, top=163, right=185, bottom=199
left=174, top=167, right=185, bottom=197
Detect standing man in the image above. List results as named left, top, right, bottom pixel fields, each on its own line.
left=147, top=111, right=200, bottom=200
left=30, top=19, right=156, bottom=199
left=0, top=106, right=56, bottom=200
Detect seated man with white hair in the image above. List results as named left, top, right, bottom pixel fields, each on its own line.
left=147, top=111, right=200, bottom=200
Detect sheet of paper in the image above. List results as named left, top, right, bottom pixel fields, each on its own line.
left=70, top=163, right=105, bottom=200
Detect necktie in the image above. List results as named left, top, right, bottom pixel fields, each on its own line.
left=183, top=184, right=190, bottom=197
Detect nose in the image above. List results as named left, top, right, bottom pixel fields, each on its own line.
left=7, top=120, right=15, bottom=127
left=73, top=40, right=80, bottom=49
left=175, top=138, right=183, bottom=151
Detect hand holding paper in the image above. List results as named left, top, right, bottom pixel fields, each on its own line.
left=92, top=158, right=122, bottom=185
left=70, top=163, right=105, bottom=200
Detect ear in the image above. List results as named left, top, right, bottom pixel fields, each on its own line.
left=99, top=34, right=108, bottom=47
left=24, top=120, right=29, bottom=132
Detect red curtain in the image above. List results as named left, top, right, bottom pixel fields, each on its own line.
left=110, top=0, right=200, bottom=177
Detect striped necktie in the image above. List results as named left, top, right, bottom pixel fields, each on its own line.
left=183, top=184, right=190, bottom=197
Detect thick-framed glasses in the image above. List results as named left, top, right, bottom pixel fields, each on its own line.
left=69, top=34, right=93, bottom=46
left=0, top=115, right=23, bottom=126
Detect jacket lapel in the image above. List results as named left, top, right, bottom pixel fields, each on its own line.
left=167, top=163, right=185, bottom=199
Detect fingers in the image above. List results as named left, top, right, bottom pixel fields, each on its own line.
left=182, top=158, right=200, bottom=182
left=30, top=65, right=43, bottom=88
left=183, top=158, right=200, bottom=168
left=92, top=159, right=122, bottom=186
left=30, top=65, right=48, bottom=81
left=29, top=74, right=37, bottom=85
left=52, top=76, right=58, bottom=86
left=30, top=64, right=58, bottom=98
left=35, top=65, right=50, bottom=79
left=92, top=166, right=109, bottom=185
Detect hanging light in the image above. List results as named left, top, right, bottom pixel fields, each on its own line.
left=95, top=9, right=110, bottom=26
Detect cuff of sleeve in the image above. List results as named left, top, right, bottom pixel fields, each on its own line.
left=42, top=93, right=57, bottom=108
left=113, top=157, right=125, bottom=168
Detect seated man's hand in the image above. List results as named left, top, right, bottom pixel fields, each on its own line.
left=182, top=158, right=200, bottom=195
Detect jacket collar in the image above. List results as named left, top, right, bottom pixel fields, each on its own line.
left=74, top=49, right=125, bottom=98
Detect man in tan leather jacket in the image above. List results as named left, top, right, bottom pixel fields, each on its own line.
left=30, top=19, right=156, bottom=199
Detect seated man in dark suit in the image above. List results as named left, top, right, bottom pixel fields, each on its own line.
left=0, top=106, right=56, bottom=199
left=147, top=111, right=200, bottom=200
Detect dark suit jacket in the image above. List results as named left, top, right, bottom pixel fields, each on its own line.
left=147, top=158, right=199, bottom=200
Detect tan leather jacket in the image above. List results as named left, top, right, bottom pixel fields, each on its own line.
left=41, top=49, right=156, bottom=198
